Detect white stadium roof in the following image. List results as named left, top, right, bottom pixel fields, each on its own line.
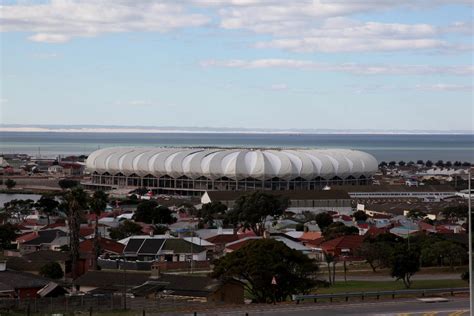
left=86, top=147, right=378, bottom=180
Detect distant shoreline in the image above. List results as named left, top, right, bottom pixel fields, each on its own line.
left=0, top=126, right=472, bottom=135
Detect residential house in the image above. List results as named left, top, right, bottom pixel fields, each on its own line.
left=0, top=262, right=66, bottom=299
left=79, top=237, right=125, bottom=271
left=5, top=250, right=71, bottom=278
left=123, top=237, right=207, bottom=262
left=320, top=235, right=365, bottom=258
left=16, top=229, right=68, bottom=253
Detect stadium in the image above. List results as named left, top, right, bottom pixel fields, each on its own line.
left=84, top=147, right=378, bottom=195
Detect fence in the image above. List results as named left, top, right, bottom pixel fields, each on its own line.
left=0, top=295, right=211, bottom=314
left=292, top=287, right=470, bottom=304
left=98, top=258, right=211, bottom=272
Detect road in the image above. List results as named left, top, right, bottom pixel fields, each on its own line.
left=332, top=273, right=461, bottom=281
left=173, top=297, right=470, bottom=316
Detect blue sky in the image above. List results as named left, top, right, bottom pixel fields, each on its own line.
left=0, top=0, right=472, bottom=131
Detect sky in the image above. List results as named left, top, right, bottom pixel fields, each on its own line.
left=0, top=0, right=473, bottom=132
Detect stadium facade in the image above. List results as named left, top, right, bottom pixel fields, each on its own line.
left=84, top=147, right=378, bottom=195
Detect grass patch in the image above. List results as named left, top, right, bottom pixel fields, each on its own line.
left=316, top=279, right=467, bottom=294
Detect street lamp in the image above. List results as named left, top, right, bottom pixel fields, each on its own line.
left=468, top=168, right=472, bottom=315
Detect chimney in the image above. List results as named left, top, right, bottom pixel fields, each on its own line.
left=0, top=261, right=6, bottom=272
left=150, top=263, right=161, bottom=279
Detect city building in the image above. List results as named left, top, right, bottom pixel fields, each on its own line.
left=84, top=147, right=378, bottom=195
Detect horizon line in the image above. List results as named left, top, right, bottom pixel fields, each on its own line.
left=0, top=124, right=472, bottom=135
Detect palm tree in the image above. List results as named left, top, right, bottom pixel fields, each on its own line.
left=324, top=251, right=336, bottom=285
left=89, top=190, right=108, bottom=270
left=62, top=187, right=89, bottom=281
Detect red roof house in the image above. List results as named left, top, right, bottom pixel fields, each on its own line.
left=320, top=235, right=365, bottom=257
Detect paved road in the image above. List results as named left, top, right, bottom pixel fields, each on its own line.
left=173, top=297, right=470, bottom=316
left=332, top=273, right=461, bottom=281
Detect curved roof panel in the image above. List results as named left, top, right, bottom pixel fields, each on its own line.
left=86, top=147, right=378, bottom=180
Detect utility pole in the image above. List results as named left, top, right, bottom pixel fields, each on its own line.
left=122, top=258, right=127, bottom=310
left=468, top=169, right=472, bottom=315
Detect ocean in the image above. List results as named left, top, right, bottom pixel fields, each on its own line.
left=0, top=132, right=473, bottom=162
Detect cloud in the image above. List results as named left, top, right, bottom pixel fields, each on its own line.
left=1, top=1, right=210, bottom=43
left=0, top=0, right=471, bottom=54
left=0, top=98, right=8, bottom=104
left=128, top=100, right=153, bottom=106
left=213, top=2, right=471, bottom=53
left=269, top=83, right=288, bottom=91
left=201, top=58, right=474, bottom=76
left=30, top=52, right=60, bottom=59
left=256, top=37, right=450, bottom=53
left=414, top=83, right=474, bottom=92
left=28, top=34, right=70, bottom=43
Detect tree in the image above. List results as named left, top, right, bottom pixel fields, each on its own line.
left=0, top=223, right=18, bottom=250
left=109, top=220, right=143, bottom=240
left=199, top=202, right=228, bottom=227
left=35, top=195, right=59, bottom=225
left=357, top=241, right=394, bottom=272
left=398, top=161, right=406, bottom=167
left=416, top=160, right=424, bottom=165
left=435, top=160, right=444, bottom=167
left=62, top=187, right=88, bottom=280
left=352, top=210, right=368, bottom=222
left=89, top=190, right=108, bottom=270
left=227, top=192, right=288, bottom=236
left=314, top=212, right=333, bottom=232
left=423, top=240, right=467, bottom=270
left=323, top=222, right=359, bottom=240
left=461, top=271, right=469, bottom=283
left=3, top=199, right=35, bottom=223
left=406, top=209, right=427, bottom=220
left=425, top=160, right=433, bottom=167
left=40, top=262, right=64, bottom=279
left=133, top=187, right=149, bottom=196
left=58, top=179, right=79, bottom=190
left=133, top=200, right=175, bottom=225
left=5, top=179, right=16, bottom=189
left=390, top=246, right=420, bottom=288
left=445, top=161, right=452, bottom=168
left=407, top=161, right=415, bottom=167
left=441, top=205, right=468, bottom=221
left=378, top=161, right=387, bottom=168
left=323, top=251, right=336, bottom=285
left=212, top=239, right=319, bottom=303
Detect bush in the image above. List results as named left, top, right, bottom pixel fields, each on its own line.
left=40, top=262, right=64, bottom=279
left=295, top=223, right=305, bottom=231
left=58, top=179, right=79, bottom=190
left=5, top=179, right=16, bottom=189
left=461, top=271, right=469, bottom=283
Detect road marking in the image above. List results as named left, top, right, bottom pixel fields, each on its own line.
left=448, top=311, right=469, bottom=316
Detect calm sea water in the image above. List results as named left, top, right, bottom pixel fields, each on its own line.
left=0, top=132, right=472, bottom=162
